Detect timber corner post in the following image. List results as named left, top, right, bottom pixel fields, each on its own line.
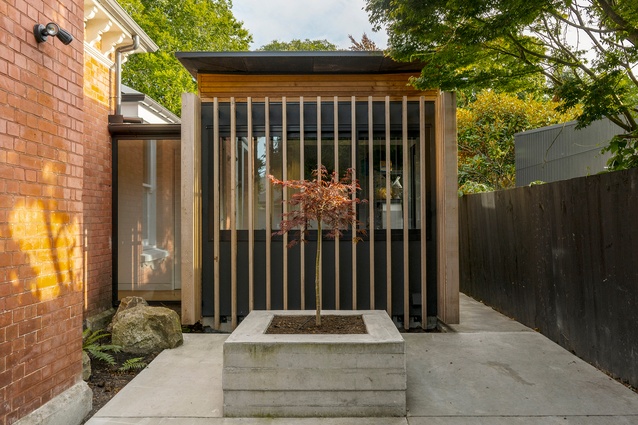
left=436, top=91, right=460, bottom=324
left=181, top=92, right=203, bottom=325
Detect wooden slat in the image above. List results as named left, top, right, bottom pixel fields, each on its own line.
left=385, top=96, right=392, bottom=316
left=213, top=98, right=220, bottom=329
left=351, top=96, right=357, bottom=310
left=247, top=98, right=254, bottom=312
left=265, top=97, right=271, bottom=310
left=316, top=96, right=322, bottom=309
left=419, top=96, right=427, bottom=329
left=299, top=97, right=305, bottom=310
left=230, top=98, right=237, bottom=329
left=402, top=96, right=409, bottom=330
left=368, top=96, right=375, bottom=309
left=334, top=96, right=340, bottom=310
left=282, top=97, right=288, bottom=310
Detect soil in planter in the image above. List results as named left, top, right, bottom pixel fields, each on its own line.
left=266, top=315, right=367, bottom=334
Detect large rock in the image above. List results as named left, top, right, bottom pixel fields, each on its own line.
left=108, top=296, right=148, bottom=332
left=111, top=305, right=183, bottom=354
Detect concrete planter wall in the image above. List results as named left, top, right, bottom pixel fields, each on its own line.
left=222, top=310, right=406, bottom=417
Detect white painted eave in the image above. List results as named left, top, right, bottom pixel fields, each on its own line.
left=84, top=0, right=158, bottom=66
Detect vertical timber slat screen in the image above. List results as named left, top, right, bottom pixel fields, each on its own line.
left=205, top=97, right=436, bottom=329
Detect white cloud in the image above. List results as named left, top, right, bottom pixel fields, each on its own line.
left=231, top=0, right=387, bottom=50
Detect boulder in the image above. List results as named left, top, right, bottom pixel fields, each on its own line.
left=108, top=296, right=148, bottom=332
left=111, top=305, right=183, bottom=354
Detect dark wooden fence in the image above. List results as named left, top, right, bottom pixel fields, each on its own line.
left=459, top=168, right=638, bottom=389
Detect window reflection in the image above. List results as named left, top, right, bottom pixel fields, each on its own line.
left=117, top=138, right=181, bottom=300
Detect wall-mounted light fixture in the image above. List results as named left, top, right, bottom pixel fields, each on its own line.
left=33, top=22, right=74, bottom=45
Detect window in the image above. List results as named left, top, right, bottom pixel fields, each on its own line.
left=215, top=100, right=429, bottom=232
left=117, top=138, right=181, bottom=297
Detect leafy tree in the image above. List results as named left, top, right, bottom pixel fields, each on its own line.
left=457, top=90, right=579, bottom=193
left=348, top=33, right=380, bottom=51
left=258, top=39, right=337, bottom=51
left=118, top=0, right=252, bottom=115
left=269, top=167, right=365, bottom=326
left=366, top=0, right=638, bottom=169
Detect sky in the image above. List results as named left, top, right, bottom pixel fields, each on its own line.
left=231, top=0, right=388, bottom=50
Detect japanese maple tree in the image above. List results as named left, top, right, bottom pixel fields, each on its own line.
left=269, top=166, right=366, bottom=326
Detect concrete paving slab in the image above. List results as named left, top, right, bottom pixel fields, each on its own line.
left=90, top=334, right=227, bottom=420
left=446, top=293, right=532, bottom=333
left=404, top=332, right=638, bottom=417
left=85, top=293, right=638, bottom=425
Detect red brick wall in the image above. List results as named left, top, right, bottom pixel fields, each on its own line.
left=0, top=1, right=85, bottom=423
left=83, top=56, right=113, bottom=316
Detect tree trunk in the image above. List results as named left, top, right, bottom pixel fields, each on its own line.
left=315, top=221, right=322, bottom=326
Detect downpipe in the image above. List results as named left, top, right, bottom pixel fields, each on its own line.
left=114, top=34, right=139, bottom=115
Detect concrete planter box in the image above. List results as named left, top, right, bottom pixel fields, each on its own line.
left=222, top=310, right=406, bottom=417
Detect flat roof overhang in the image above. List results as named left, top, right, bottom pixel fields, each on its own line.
left=175, top=51, right=425, bottom=78
left=108, top=122, right=181, bottom=137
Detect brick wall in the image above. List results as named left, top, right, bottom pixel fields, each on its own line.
left=0, top=1, right=85, bottom=424
left=83, top=56, right=113, bottom=316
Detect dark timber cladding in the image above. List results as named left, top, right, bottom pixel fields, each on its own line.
left=176, top=52, right=459, bottom=330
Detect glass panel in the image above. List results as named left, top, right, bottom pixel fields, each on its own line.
left=255, top=136, right=267, bottom=229
left=215, top=100, right=425, bottom=233
left=357, top=137, right=371, bottom=230
left=270, top=136, right=283, bottom=229
left=117, top=138, right=181, bottom=300
left=357, top=135, right=419, bottom=230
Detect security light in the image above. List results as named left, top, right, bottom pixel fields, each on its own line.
left=33, top=22, right=74, bottom=45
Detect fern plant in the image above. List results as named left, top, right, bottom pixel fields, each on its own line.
left=82, top=329, right=149, bottom=372
left=83, top=329, right=122, bottom=366
left=119, top=357, right=147, bottom=372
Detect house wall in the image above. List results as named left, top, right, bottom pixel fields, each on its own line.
left=0, top=1, right=87, bottom=423
left=83, top=54, right=114, bottom=316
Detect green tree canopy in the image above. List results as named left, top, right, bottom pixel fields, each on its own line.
left=366, top=0, right=638, bottom=169
left=119, top=0, right=252, bottom=115
left=457, top=90, right=579, bottom=194
left=258, top=39, right=337, bottom=51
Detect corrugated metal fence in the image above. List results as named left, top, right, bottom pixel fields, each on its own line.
left=459, top=168, right=638, bottom=388
left=515, top=119, right=620, bottom=185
